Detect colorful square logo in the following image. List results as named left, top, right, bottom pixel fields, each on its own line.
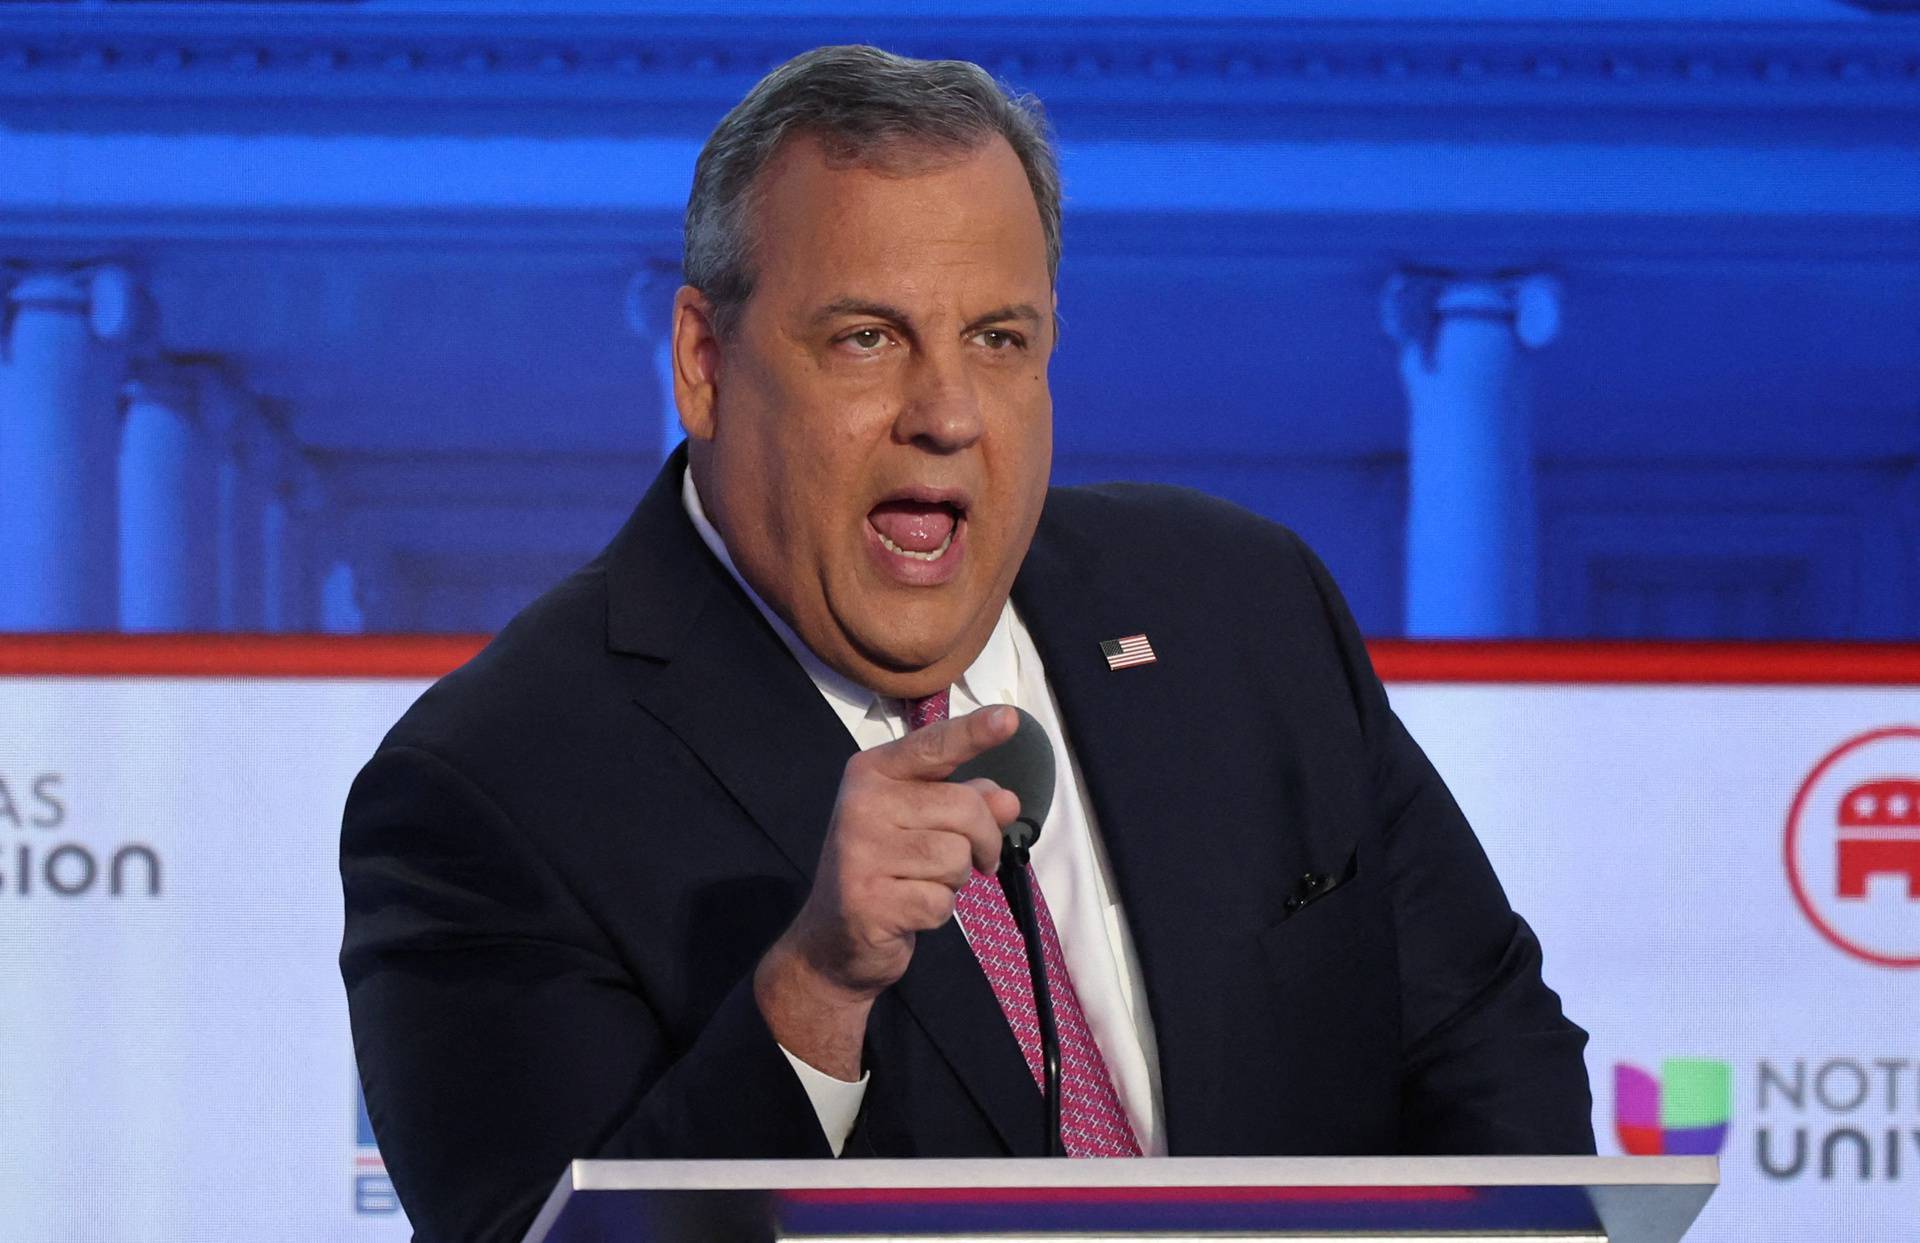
left=1614, top=1059, right=1731, bottom=1156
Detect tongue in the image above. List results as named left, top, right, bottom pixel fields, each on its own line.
left=869, top=501, right=956, bottom=554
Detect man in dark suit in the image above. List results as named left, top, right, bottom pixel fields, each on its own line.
left=341, top=45, right=1592, bottom=1243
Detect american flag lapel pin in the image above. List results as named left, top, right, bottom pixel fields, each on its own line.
left=1100, top=633, right=1156, bottom=671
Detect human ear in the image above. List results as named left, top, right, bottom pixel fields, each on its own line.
left=672, top=286, right=723, bottom=441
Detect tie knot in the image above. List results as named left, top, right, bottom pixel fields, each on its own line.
left=905, top=689, right=950, bottom=732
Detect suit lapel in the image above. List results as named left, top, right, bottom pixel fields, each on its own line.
left=887, top=924, right=1050, bottom=1154
left=629, top=593, right=857, bottom=879
left=604, top=454, right=857, bottom=883
left=603, top=451, right=1043, bottom=1154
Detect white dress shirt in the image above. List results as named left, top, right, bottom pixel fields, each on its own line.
left=682, top=472, right=1166, bottom=1156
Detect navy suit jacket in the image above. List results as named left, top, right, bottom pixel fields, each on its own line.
left=340, top=451, right=1593, bottom=1242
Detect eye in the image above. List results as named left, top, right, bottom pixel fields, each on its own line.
left=974, top=328, right=1025, bottom=352
left=840, top=327, right=892, bottom=353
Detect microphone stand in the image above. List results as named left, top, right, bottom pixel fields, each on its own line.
left=998, top=830, right=1064, bottom=1158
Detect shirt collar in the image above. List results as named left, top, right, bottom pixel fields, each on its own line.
left=680, top=466, right=1019, bottom=731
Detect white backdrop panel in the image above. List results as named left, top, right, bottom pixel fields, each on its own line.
left=0, top=678, right=421, bottom=1243
left=0, top=673, right=1914, bottom=1240
left=1396, top=684, right=1920, bottom=1243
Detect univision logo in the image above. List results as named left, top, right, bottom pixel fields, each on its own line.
left=1619, top=1055, right=1920, bottom=1180
left=1613, top=1059, right=1732, bottom=1156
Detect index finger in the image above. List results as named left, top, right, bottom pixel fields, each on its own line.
left=869, top=704, right=1019, bottom=782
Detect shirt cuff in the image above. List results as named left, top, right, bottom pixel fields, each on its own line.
left=777, top=1044, right=870, bottom=1157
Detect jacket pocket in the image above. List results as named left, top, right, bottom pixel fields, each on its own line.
left=1267, top=844, right=1361, bottom=927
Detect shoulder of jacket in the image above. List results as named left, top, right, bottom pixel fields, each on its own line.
left=378, top=559, right=615, bottom=762
left=1042, top=480, right=1310, bottom=563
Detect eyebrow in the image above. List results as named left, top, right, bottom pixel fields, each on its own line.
left=811, top=298, right=912, bottom=327
left=965, top=304, right=1045, bottom=333
left=808, top=299, right=1045, bottom=334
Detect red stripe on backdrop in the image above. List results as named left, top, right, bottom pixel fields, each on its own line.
left=0, top=635, right=1916, bottom=683
left=0, top=633, right=488, bottom=678
left=1368, top=640, right=1920, bottom=686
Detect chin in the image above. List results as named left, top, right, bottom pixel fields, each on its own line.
left=860, top=632, right=959, bottom=676
left=831, top=579, right=998, bottom=679
left=836, top=619, right=966, bottom=685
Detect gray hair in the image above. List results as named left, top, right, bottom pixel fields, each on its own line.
left=684, top=45, right=1062, bottom=338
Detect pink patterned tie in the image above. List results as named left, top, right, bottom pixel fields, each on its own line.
left=906, top=689, right=1142, bottom=1157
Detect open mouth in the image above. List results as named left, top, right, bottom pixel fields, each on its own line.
left=867, top=493, right=968, bottom=569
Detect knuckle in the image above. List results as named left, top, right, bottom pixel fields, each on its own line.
left=940, top=833, right=971, bottom=870
left=922, top=781, right=967, bottom=820
left=904, top=830, right=939, bottom=868
left=841, top=839, right=884, bottom=886
left=906, top=725, right=947, bottom=765
left=918, top=886, right=955, bottom=928
left=942, top=841, right=975, bottom=887
left=830, top=850, right=869, bottom=893
left=852, top=872, right=892, bottom=917
left=837, top=777, right=899, bottom=833
left=845, top=760, right=886, bottom=801
left=929, top=830, right=962, bottom=869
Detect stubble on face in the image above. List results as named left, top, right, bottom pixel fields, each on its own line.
left=685, top=133, right=1055, bottom=699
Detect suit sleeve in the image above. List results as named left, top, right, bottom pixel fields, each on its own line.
left=1290, top=537, right=1597, bottom=1155
left=340, top=742, right=831, bottom=1243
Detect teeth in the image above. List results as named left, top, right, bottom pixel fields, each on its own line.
left=878, top=527, right=955, bottom=562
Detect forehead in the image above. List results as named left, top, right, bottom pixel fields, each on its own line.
left=743, top=132, right=1051, bottom=313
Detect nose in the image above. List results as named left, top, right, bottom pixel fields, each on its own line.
left=893, top=348, right=983, bottom=453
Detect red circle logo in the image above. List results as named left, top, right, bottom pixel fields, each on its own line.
left=1784, top=726, right=1920, bottom=968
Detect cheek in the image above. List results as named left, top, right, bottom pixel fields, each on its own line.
left=981, top=420, right=1051, bottom=542
left=779, top=413, right=881, bottom=547
left=1000, top=383, right=1053, bottom=470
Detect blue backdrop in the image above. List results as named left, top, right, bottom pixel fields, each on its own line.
left=1, top=0, right=1916, bottom=638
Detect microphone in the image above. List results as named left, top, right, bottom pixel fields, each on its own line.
left=946, top=705, right=1065, bottom=1157
left=946, top=706, right=1055, bottom=858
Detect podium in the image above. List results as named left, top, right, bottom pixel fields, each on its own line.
left=522, top=1156, right=1716, bottom=1242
